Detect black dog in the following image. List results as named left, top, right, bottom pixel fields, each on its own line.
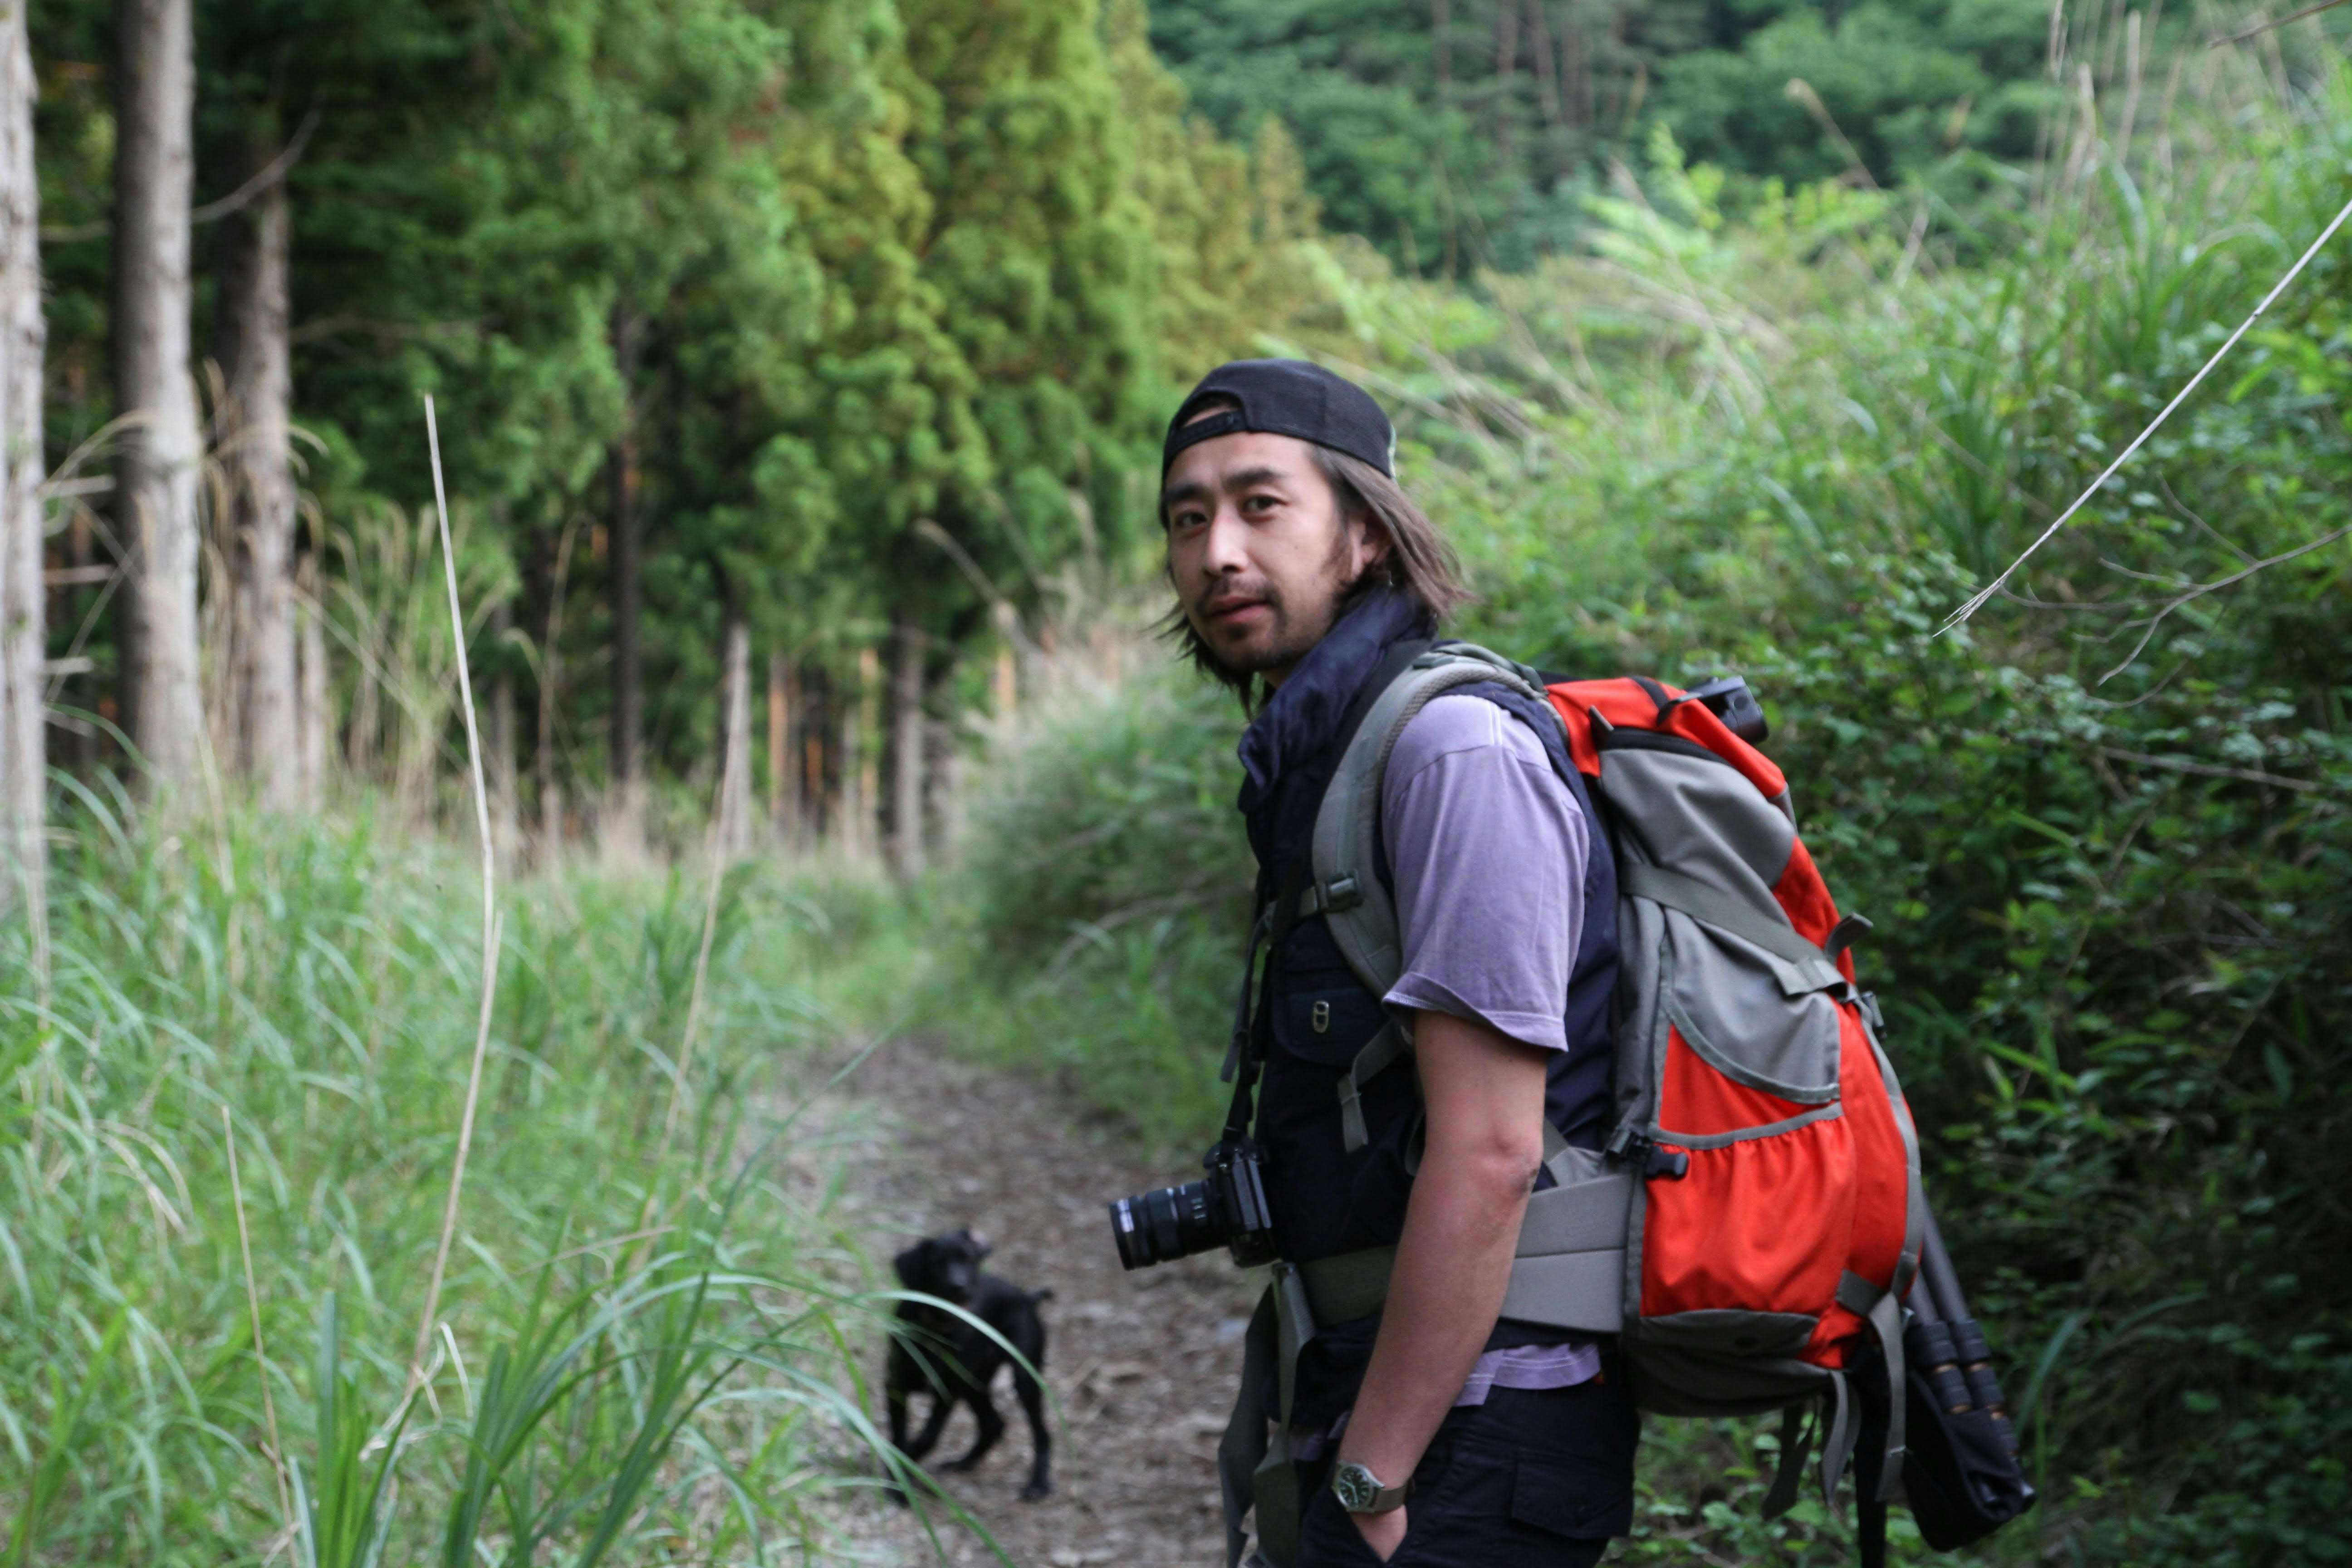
left=886, top=1228, right=1053, bottom=1501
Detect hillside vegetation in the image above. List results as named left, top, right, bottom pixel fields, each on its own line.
left=941, top=43, right=2352, bottom=1566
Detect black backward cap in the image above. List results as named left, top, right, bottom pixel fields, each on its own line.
left=1162, top=359, right=1396, bottom=480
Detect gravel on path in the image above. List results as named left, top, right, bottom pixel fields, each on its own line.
left=825, top=1036, right=1260, bottom=1568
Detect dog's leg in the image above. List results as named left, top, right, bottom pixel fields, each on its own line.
left=944, top=1381, right=1006, bottom=1472
left=904, top=1390, right=954, bottom=1462
left=1014, top=1360, right=1053, bottom=1500
left=885, top=1371, right=916, bottom=1505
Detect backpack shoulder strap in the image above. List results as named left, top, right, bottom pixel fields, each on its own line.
left=1306, top=644, right=1560, bottom=1155
left=1308, top=642, right=1553, bottom=996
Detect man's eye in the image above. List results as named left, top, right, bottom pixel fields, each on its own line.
left=1242, top=493, right=1278, bottom=514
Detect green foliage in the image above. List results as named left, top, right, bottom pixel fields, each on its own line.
left=1148, top=0, right=2351, bottom=272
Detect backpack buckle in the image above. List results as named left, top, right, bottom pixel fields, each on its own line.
left=1857, top=990, right=1887, bottom=1038
left=1606, top=1127, right=1689, bottom=1180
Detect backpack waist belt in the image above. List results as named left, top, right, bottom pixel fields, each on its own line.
left=1216, top=1169, right=1632, bottom=1568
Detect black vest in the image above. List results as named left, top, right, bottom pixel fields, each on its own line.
left=1235, top=591, right=1622, bottom=1275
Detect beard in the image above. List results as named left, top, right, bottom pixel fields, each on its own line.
left=1180, top=561, right=1390, bottom=688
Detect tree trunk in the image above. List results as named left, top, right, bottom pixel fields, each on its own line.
left=1565, top=5, right=1590, bottom=129
left=214, top=130, right=299, bottom=806
left=928, top=714, right=961, bottom=862
left=717, top=608, right=750, bottom=860
left=838, top=658, right=862, bottom=858
left=841, top=645, right=881, bottom=859
left=1432, top=0, right=1453, bottom=100
left=889, top=614, right=924, bottom=879
left=992, top=642, right=1016, bottom=721
left=766, top=650, right=793, bottom=848
left=605, top=308, right=644, bottom=857
left=801, top=668, right=827, bottom=844
left=112, top=0, right=203, bottom=789
left=536, top=516, right=577, bottom=864
left=294, top=554, right=328, bottom=802
left=1529, top=1, right=1563, bottom=133
left=64, top=510, right=96, bottom=770
left=1492, top=0, right=1520, bottom=168
left=1, top=0, right=47, bottom=929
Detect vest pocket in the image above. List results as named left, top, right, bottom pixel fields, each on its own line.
left=1275, top=986, right=1388, bottom=1067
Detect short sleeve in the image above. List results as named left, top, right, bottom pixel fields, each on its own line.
left=1377, top=695, right=1589, bottom=1053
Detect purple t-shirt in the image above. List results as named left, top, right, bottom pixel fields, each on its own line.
left=1380, top=692, right=1598, bottom=1403
left=1381, top=694, right=1588, bottom=1049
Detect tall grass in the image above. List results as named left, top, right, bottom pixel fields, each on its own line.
left=0, top=788, right=908, bottom=1562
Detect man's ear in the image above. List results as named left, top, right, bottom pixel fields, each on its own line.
left=893, top=1241, right=929, bottom=1289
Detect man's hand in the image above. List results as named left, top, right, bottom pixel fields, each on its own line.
left=1328, top=1009, right=1549, bottom=1540
left=1351, top=1504, right=1409, bottom=1562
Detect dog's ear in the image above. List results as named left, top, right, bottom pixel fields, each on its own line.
left=967, top=1229, right=993, bottom=1259
left=892, top=1240, right=930, bottom=1290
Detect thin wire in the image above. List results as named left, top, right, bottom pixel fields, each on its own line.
left=2210, top=0, right=2350, bottom=47
left=1943, top=192, right=2352, bottom=631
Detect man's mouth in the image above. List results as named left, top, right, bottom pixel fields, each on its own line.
left=1203, top=597, right=1269, bottom=627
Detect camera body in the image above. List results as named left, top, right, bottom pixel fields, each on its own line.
left=1108, top=1138, right=1277, bottom=1270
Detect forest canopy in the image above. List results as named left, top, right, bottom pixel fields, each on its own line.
left=23, top=0, right=1314, bottom=859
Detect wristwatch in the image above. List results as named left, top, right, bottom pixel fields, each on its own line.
left=1330, top=1460, right=1411, bottom=1514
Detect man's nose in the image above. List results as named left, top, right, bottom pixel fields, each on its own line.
left=1197, top=505, right=1251, bottom=577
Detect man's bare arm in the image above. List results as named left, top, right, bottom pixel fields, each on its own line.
left=1331, top=1008, right=1550, bottom=1558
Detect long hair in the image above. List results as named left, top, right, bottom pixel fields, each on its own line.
left=1162, top=441, right=1474, bottom=701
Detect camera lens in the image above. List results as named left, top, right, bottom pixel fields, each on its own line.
left=1108, top=1179, right=1220, bottom=1270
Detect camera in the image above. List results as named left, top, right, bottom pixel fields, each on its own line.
left=1108, top=1138, right=1278, bottom=1270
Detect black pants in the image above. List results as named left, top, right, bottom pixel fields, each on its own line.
left=1294, top=1377, right=1639, bottom=1568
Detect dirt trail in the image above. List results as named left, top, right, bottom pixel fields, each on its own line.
left=824, top=1036, right=1259, bottom=1568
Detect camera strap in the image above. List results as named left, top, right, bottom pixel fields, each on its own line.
left=1220, top=847, right=1319, bottom=1139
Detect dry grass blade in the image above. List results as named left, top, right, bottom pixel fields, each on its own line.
left=1944, top=192, right=2352, bottom=631
left=408, top=395, right=504, bottom=1391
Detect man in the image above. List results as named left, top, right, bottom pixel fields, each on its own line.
left=1161, top=360, right=1636, bottom=1568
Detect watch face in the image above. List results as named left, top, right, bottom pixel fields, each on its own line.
left=1332, top=1463, right=1379, bottom=1511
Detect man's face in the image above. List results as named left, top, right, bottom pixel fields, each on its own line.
left=1162, top=429, right=1389, bottom=688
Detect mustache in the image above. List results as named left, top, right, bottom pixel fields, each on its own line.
left=1190, top=579, right=1281, bottom=619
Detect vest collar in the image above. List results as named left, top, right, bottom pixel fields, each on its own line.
left=1235, top=588, right=1431, bottom=819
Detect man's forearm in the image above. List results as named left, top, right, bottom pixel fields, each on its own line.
left=1333, top=1133, right=1535, bottom=1484
left=1333, top=1010, right=1547, bottom=1490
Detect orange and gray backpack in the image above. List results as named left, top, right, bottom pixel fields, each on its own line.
left=1304, top=643, right=2034, bottom=1561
